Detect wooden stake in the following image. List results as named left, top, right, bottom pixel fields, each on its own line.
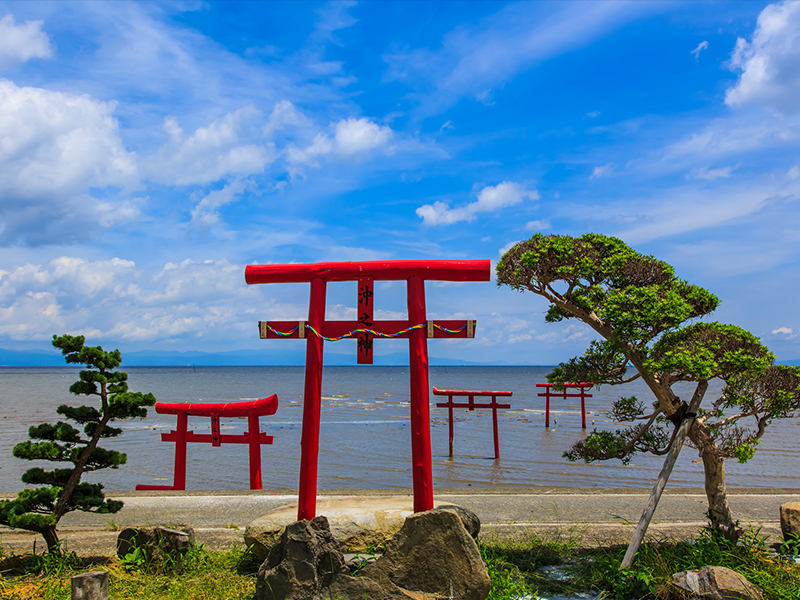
left=620, top=381, right=707, bottom=569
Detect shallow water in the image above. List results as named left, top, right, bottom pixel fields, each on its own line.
left=0, top=366, right=798, bottom=492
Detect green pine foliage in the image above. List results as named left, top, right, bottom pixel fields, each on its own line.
left=497, top=233, right=800, bottom=538
left=0, top=334, right=155, bottom=552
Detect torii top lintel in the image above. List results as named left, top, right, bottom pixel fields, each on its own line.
left=244, top=259, right=491, bottom=285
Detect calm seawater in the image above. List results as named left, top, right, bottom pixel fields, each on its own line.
left=1, top=366, right=798, bottom=492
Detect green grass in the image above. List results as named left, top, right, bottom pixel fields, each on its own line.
left=2, top=527, right=800, bottom=600
left=0, top=544, right=261, bottom=600
left=481, top=525, right=800, bottom=600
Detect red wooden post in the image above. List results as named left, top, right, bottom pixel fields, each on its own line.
left=357, top=277, right=374, bottom=365
left=298, top=277, right=326, bottom=521
left=248, top=413, right=262, bottom=489
left=447, top=394, right=454, bottom=457
left=407, top=275, right=434, bottom=513
left=174, top=412, right=188, bottom=490
left=545, top=388, right=551, bottom=428
left=580, top=386, right=587, bottom=429
left=492, top=395, right=501, bottom=459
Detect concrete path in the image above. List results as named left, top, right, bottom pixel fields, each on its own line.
left=1, top=487, right=797, bottom=555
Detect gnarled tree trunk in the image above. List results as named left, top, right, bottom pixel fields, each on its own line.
left=700, top=451, right=738, bottom=539
left=688, top=418, right=737, bottom=539
left=41, top=526, right=59, bottom=553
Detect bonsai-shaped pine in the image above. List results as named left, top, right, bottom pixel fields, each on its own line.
left=497, top=233, right=800, bottom=539
left=0, top=334, right=156, bottom=552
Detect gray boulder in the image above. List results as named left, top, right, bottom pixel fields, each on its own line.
left=672, top=565, right=763, bottom=600
left=360, top=508, right=491, bottom=600
left=255, top=516, right=417, bottom=600
left=245, top=496, right=416, bottom=561
left=438, top=504, right=481, bottom=539
left=780, top=501, right=800, bottom=539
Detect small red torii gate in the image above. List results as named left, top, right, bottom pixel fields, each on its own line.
left=433, top=387, right=512, bottom=459
left=245, top=259, right=490, bottom=520
left=136, top=395, right=278, bottom=491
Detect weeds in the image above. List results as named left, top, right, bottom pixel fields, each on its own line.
left=573, top=527, right=800, bottom=600
left=346, top=541, right=386, bottom=575
left=480, top=524, right=800, bottom=600
left=0, top=545, right=258, bottom=600
left=779, top=532, right=800, bottom=559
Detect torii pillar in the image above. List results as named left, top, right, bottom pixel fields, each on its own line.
left=245, top=259, right=490, bottom=519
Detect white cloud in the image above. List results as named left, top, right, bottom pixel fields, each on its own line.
left=590, top=163, right=613, bottom=179
left=190, top=179, right=248, bottom=226
left=383, top=2, right=658, bottom=115
left=0, top=79, right=139, bottom=245
left=726, top=1, right=800, bottom=114
left=145, top=106, right=275, bottom=186
left=691, top=40, right=709, bottom=62
left=498, top=241, right=517, bottom=257
left=687, top=166, right=735, bottom=180
left=286, top=117, right=394, bottom=169
left=417, top=182, right=539, bottom=226
left=789, top=165, right=800, bottom=179
left=0, top=14, right=53, bottom=68
left=334, top=118, right=393, bottom=156
left=263, top=100, right=314, bottom=138
left=772, top=327, right=794, bottom=335
left=586, top=111, right=601, bottom=118
left=0, top=256, right=270, bottom=343
left=525, top=220, right=551, bottom=231
left=535, top=323, right=594, bottom=344
left=613, top=176, right=800, bottom=244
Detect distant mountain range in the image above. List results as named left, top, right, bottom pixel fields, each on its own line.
left=2, top=347, right=796, bottom=368
left=0, top=347, right=510, bottom=367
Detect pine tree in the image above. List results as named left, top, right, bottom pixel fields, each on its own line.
left=497, top=233, right=800, bottom=539
left=0, top=334, right=156, bottom=552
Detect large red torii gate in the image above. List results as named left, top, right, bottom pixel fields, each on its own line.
left=245, top=259, right=490, bottom=520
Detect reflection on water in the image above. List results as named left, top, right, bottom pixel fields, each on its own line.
left=0, top=366, right=798, bottom=492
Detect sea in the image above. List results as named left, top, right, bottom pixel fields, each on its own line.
left=1, top=366, right=798, bottom=493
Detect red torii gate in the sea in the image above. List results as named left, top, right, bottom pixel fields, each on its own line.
left=245, top=259, right=490, bottom=520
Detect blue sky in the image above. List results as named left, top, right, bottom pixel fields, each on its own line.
left=1, top=0, right=799, bottom=365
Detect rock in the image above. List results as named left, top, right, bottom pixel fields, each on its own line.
left=245, top=496, right=419, bottom=561
left=672, top=565, right=763, bottom=600
left=71, top=570, right=108, bottom=600
left=360, top=508, right=491, bottom=600
left=437, top=504, right=481, bottom=539
left=255, top=516, right=417, bottom=600
left=116, top=524, right=196, bottom=565
left=780, top=502, right=800, bottom=539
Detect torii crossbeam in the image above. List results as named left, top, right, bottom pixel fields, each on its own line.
left=245, top=259, right=490, bottom=519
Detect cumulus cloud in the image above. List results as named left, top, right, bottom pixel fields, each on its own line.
left=263, top=100, right=314, bottom=139
left=525, top=220, right=551, bottom=231
left=772, top=327, right=794, bottom=335
left=417, top=182, right=539, bottom=226
left=145, top=106, right=275, bottom=185
left=0, top=256, right=267, bottom=343
left=726, top=1, right=800, bottom=114
left=0, top=14, right=53, bottom=68
left=0, top=80, right=139, bottom=246
left=285, top=117, right=394, bottom=170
